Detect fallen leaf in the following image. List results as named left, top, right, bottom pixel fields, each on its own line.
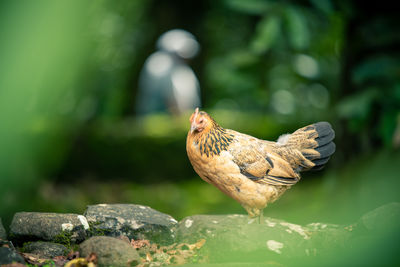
left=135, top=239, right=207, bottom=266
left=166, top=249, right=177, bottom=255
left=145, top=252, right=153, bottom=262
left=67, top=250, right=80, bottom=260
left=65, top=257, right=97, bottom=267
left=53, top=255, right=69, bottom=267
left=131, top=239, right=151, bottom=249
left=188, top=239, right=206, bottom=250
left=21, top=252, right=48, bottom=265
left=86, top=252, right=98, bottom=264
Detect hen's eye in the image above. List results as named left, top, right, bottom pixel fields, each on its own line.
left=199, top=119, right=204, bottom=124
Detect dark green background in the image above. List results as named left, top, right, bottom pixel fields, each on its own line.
left=0, top=0, right=399, bottom=264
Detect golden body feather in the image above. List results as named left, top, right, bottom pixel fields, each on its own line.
left=186, top=109, right=335, bottom=219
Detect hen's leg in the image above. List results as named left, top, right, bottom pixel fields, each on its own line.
left=244, top=205, right=260, bottom=224
left=258, top=209, right=264, bottom=224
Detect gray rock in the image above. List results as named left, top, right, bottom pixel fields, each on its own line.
left=79, top=236, right=140, bottom=267
left=84, top=204, right=177, bottom=244
left=10, top=212, right=89, bottom=244
left=22, top=241, right=68, bottom=258
left=177, top=214, right=351, bottom=262
left=0, top=218, right=6, bottom=240
left=348, top=202, right=400, bottom=265
left=358, top=202, right=400, bottom=233
left=0, top=247, right=25, bottom=265
left=182, top=263, right=279, bottom=267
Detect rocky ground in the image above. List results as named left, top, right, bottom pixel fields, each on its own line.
left=0, top=202, right=399, bottom=266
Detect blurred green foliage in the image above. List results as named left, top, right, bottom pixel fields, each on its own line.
left=204, top=0, right=343, bottom=119
left=0, top=0, right=93, bottom=216
left=0, top=0, right=399, bottom=264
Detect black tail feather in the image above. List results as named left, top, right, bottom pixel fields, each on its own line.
left=315, top=142, right=336, bottom=159
left=286, top=121, right=335, bottom=171
left=312, top=156, right=331, bottom=166
left=315, top=131, right=335, bottom=147
left=306, top=122, right=335, bottom=171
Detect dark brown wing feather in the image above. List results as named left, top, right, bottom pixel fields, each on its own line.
left=230, top=144, right=299, bottom=186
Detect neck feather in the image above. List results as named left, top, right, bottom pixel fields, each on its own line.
left=194, top=123, right=234, bottom=157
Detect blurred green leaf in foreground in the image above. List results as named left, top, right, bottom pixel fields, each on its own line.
left=0, top=1, right=93, bottom=211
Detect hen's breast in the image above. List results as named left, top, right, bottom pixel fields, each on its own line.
left=187, top=137, right=236, bottom=183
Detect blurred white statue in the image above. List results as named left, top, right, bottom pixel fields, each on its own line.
left=136, top=29, right=201, bottom=115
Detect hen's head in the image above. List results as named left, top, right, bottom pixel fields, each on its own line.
left=189, top=108, right=215, bottom=134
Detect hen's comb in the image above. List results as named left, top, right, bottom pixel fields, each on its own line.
left=190, top=107, right=200, bottom=123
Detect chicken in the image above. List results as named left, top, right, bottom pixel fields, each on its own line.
left=186, top=108, right=335, bottom=223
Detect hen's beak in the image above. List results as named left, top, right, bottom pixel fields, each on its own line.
left=190, top=123, right=198, bottom=134
left=190, top=107, right=200, bottom=133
